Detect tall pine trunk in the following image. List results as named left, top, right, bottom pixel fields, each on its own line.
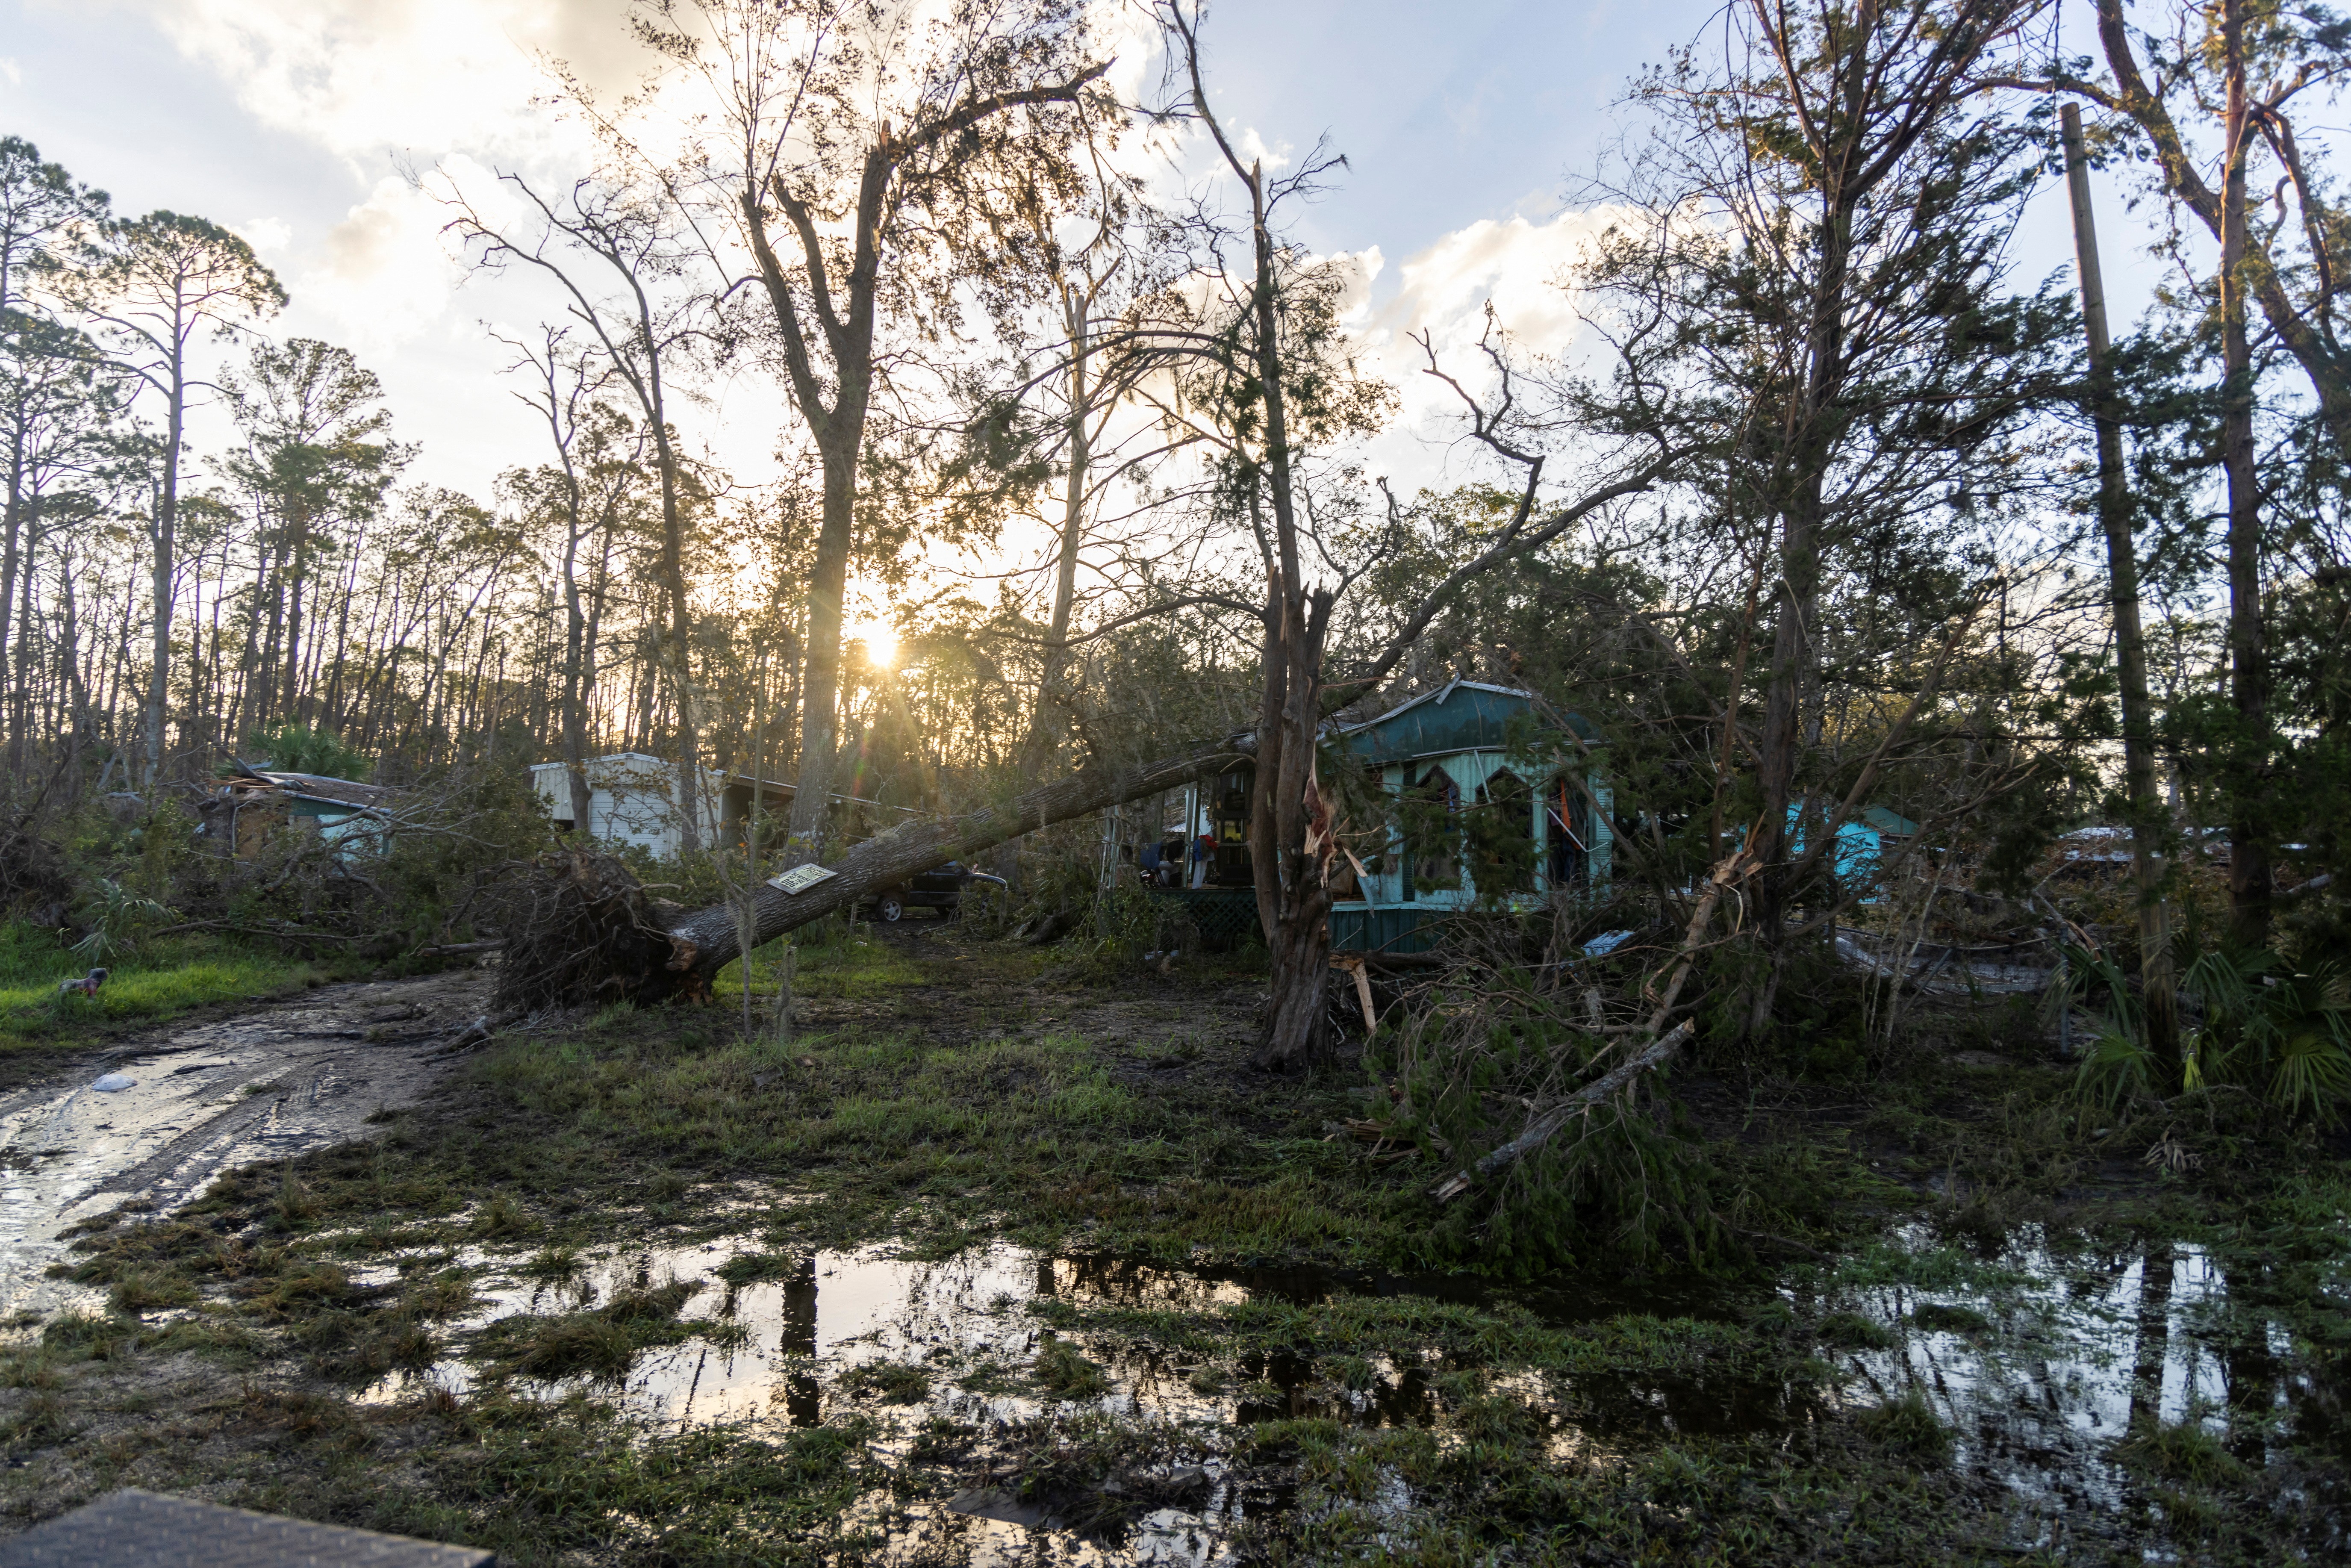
left=1240, top=159, right=1335, bottom=1069
left=645, top=394, right=701, bottom=855
left=781, top=438, right=858, bottom=864
left=145, top=357, right=184, bottom=787
left=1252, top=589, right=1335, bottom=1066
left=2062, top=101, right=2180, bottom=1070
left=1747, top=196, right=1852, bottom=1034
left=1021, top=288, right=1090, bottom=780
left=560, top=496, right=595, bottom=833
left=2217, top=0, right=2271, bottom=948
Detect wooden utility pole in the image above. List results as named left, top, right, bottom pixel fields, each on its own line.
left=2061, top=102, right=2177, bottom=1067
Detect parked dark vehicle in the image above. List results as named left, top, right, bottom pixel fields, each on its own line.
left=862, top=863, right=1006, bottom=922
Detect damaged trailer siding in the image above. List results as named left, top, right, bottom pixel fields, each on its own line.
left=197, top=768, right=398, bottom=860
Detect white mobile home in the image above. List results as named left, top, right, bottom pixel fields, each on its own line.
left=529, top=753, right=795, bottom=859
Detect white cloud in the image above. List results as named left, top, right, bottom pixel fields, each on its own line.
left=236, top=215, right=293, bottom=253
left=1233, top=125, right=1291, bottom=173
left=1326, top=209, right=1629, bottom=493
left=1370, top=211, right=1608, bottom=364
left=107, top=0, right=631, bottom=166
left=297, top=169, right=479, bottom=350
left=0, top=57, right=22, bottom=87
left=1093, top=2, right=1161, bottom=119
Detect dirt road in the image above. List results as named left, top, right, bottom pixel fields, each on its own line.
left=0, top=974, right=488, bottom=1318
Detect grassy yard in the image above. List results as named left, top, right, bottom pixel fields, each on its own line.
left=1, top=924, right=2344, bottom=1565
left=0, top=921, right=343, bottom=1085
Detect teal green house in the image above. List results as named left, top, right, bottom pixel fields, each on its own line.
left=1330, top=681, right=1611, bottom=955
left=1787, top=800, right=1918, bottom=899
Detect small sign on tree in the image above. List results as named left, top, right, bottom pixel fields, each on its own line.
left=767, top=864, right=837, bottom=895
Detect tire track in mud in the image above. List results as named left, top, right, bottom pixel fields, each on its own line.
left=0, top=974, right=488, bottom=1318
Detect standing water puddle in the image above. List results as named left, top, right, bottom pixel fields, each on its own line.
left=347, top=1218, right=2339, bottom=1560
left=1815, top=1222, right=2337, bottom=1540
left=364, top=1241, right=1345, bottom=1562
left=362, top=1241, right=1456, bottom=1431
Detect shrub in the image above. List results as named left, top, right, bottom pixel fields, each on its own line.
left=1858, top=1388, right=1953, bottom=1464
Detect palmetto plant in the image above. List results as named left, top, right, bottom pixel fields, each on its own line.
left=2063, top=940, right=2351, bottom=1121
left=71, top=878, right=174, bottom=966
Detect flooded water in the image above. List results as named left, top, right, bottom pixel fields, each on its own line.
left=362, top=1240, right=1298, bottom=1562
left=342, top=1217, right=2341, bottom=1562
left=365, top=1240, right=1653, bottom=1438
left=3, top=966, right=2333, bottom=1559
left=0, top=976, right=478, bottom=1319
left=1816, top=1222, right=2333, bottom=1546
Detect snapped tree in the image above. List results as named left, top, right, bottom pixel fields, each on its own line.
left=1087, top=4, right=1687, bottom=1064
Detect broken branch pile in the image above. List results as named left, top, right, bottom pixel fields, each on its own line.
left=1370, top=937, right=1720, bottom=1267
left=1430, top=1021, right=1694, bottom=1202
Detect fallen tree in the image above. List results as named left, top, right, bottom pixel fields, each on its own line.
left=497, top=731, right=1252, bottom=1011
left=1426, top=844, right=1758, bottom=1203
left=1430, top=1020, right=1695, bottom=1203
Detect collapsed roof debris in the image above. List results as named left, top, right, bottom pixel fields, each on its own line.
left=194, top=760, right=400, bottom=860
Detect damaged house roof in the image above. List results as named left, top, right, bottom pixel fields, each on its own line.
left=198, top=761, right=400, bottom=857
left=225, top=765, right=398, bottom=813
left=1337, top=680, right=1597, bottom=766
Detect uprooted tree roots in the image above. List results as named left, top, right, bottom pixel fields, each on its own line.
left=492, top=851, right=685, bottom=1013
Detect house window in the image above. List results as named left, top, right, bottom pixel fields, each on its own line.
left=1401, top=763, right=1462, bottom=894
left=1469, top=769, right=1538, bottom=897
left=1213, top=767, right=1252, bottom=885
left=1547, top=780, right=1590, bottom=891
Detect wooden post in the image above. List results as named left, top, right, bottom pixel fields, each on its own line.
left=2061, top=103, right=2178, bottom=1067
left=776, top=940, right=795, bottom=1046
left=744, top=649, right=767, bottom=1040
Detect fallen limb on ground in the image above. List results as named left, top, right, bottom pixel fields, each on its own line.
left=1429, top=1020, right=1695, bottom=1203
left=498, top=731, right=1252, bottom=1011
left=1423, top=843, right=1744, bottom=1204
left=1332, top=955, right=1378, bottom=1031
left=430, top=1016, right=494, bottom=1057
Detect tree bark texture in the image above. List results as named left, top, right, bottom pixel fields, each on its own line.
left=2216, top=0, right=2272, bottom=947
left=146, top=341, right=184, bottom=786
left=1746, top=3, right=1863, bottom=977
left=2061, top=103, right=2180, bottom=1066
left=1019, top=286, right=1092, bottom=783
left=649, top=411, right=701, bottom=857
left=1250, top=585, right=1336, bottom=1068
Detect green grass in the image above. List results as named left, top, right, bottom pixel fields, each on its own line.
left=709, top=930, right=926, bottom=1008
left=0, top=922, right=334, bottom=1063
left=146, top=934, right=1408, bottom=1272
left=8, top=925, right=2348, bottom=1566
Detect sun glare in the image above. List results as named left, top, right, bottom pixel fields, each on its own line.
left=854, top=622, right=897, bottom=669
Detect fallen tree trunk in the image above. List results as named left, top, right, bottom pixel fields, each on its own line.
left=498, top=731, right=1253, bottom=1011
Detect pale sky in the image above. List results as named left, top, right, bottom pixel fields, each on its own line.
left=3, top=0, right=2160, bottom=538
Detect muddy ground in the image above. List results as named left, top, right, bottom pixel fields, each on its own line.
left=0, top=921, right=2343, bottom=1565
left=0, top=973, right=490, bottom=1319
